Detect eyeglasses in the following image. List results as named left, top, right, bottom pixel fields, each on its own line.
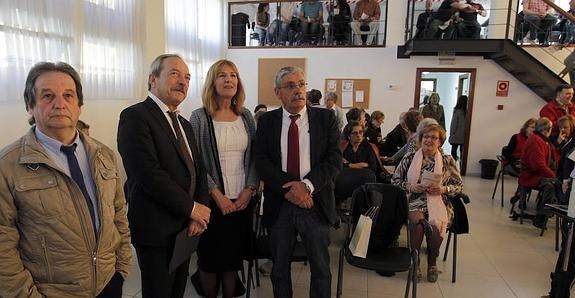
left=279, top=82, right=307, bottom=91
left=423, top=135, right=440, bottom=141
left=350, top=130, right=364, bottom=135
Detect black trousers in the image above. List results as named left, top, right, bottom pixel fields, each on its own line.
left=135, top=245, right=190, bottom=298
left=97, top=271, right=124, bottom=298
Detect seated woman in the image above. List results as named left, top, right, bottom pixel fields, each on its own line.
left=335, top=121, right=381, bottom=201
left=365, top=110, right=385, bottom=151
left=392, top=124, right=463, bottom=283
left=502, top=118, right=536, bottom=177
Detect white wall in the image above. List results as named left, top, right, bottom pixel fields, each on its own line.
left=227, top=48, right=544, bottom=175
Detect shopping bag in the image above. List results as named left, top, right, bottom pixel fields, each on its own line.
left=348, top=206, right=379, bottom=258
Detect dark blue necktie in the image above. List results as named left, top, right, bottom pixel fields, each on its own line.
left=60, top=143, right=97, bottom=235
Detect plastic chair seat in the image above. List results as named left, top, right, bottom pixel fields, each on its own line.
left=345, top=246, right=412, bottom=272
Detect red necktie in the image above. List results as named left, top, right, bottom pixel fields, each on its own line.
left=287, top=114, right=301, bottom=179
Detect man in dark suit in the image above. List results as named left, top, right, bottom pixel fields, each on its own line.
left=117, top=54, right=211, bottom=298
left=254, top=66, right=342, bottom=298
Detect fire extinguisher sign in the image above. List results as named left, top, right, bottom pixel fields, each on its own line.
left=496, top=80, right=509, bottom=97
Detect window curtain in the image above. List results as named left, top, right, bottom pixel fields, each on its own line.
left=0, top=0, right=144, bottom=103
left=165, top=0, right=226, bottom=116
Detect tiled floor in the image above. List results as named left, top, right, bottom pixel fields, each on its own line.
left=121, top=175, right=563, bottom=297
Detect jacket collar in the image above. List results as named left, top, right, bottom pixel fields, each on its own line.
left=19, top=127, right=101, bottom=168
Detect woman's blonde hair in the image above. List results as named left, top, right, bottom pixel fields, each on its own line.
left=202, top=59, right=245, bottom=115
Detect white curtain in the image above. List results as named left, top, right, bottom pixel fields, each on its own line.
left=165, top=0, right=226, bottom=116
left=0, top=0, right=144, bottom=102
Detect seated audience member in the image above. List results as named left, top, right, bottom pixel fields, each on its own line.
left=254, top=104, right=267, bottom=114
left=540, top=84, right=575, bottom=134
left=300, top=0, right=324, bottom=45
left=381, top=112, right=409, bottom=156
left=325, top=92, right=345, bottom=132
left=421, top=92, right=446, bottom=129
left=346, top=107, right=367, bottom=128
left=392, top=124, right=463, bottom=283
left=414, top=0, right=434, bottom=39
left=522, top=0, right=558, bottom=45
left=328, top=0, right=352, bottom=45
left=386, top=112, right=427, bottom=165
left=456, top=0, right=486, bottom=39
left=351, top=0, right=381, bottom=45
left=255, top=3, right=270, bottom=46
left=365, top=110, right=385, bottom=149
left=77, top=119, right=91, bottom=136
left=268, top=1, right=298, bottom=45
left=518, top=117, right=558, bottom=229
left=502, top=118, right=537, bottom=177
left=340, top=120, right=382, bottom=176
left=307, top=89, right=323, bottom=106
left=425, top=0, right=476, bottom=39
left=555, top=115, right=575, bottom=203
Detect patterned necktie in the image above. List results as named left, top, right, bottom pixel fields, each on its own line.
left=287, top=114, right=301, bottom=179
left=60, top=143, right=97, bottom=235
left=167, top=111, right=197, bottom=198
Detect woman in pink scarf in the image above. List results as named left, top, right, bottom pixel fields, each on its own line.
left=392, top=124, right=463, bottom=283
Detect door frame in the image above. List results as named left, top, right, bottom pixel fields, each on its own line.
left=413, top=67, right=477, bottom=175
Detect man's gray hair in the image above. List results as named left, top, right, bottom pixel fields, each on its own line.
left=148, top=54, right=184, bottom=91
left=535, top=117, right=552, bottom=133
left=325, top=92, right=338, bottom=102
left=274, top=66, right=305, bottom=88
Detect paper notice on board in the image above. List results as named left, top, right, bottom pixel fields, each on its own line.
left=342, top=91, right=353, bottom=107
left=343, top=80, right=353, bottom=92
left=356, top=90, right=364, bottom=102
left=327, top=80, right=337, bottom=92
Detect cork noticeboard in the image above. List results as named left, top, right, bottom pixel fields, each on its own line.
left=258, top=58, right=306, bottom=106
left=324, top=78, right=370, bottom=109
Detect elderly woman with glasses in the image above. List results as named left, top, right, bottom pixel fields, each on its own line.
left=392, top=124, right=463, bottom=283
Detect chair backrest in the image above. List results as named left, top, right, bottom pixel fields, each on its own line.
left=350, top=183, right=409, bottom=252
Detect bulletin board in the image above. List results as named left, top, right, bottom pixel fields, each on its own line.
left=258, top=58, right=306, bottom=106
left=324, top=78, right=370, bottom=109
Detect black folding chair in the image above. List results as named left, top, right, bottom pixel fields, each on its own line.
left=336, top=183, right=417, bottom=298
left=442, top=193, right=470, bottom=283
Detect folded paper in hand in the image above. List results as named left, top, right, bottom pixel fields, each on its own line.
left=169, top=228, right=200, bottom=273
left=360, top=12, right=369, bottom=20
left=421, top=170, right=441, bottom=188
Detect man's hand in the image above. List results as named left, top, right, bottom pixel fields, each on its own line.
left=187, top=220, right=205, bottom=237
left=190, top=202, right=211, bottom=229
left=283, top=181, right=314, bottom=209
left=234, top=188, right=253, bottom=211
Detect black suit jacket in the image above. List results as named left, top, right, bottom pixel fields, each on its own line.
left=117, top=97, right=208, bottom=247
left=381, top=124, right=408, bottom=157
left=254, top=107, right=342, bottom=227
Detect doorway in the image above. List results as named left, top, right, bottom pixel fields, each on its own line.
left=414, top=68, right=476, bottom=175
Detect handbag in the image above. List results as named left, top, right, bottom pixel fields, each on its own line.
left=348, top=206, right=379, bottom=258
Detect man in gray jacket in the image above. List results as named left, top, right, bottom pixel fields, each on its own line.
left=0, top=62, right=132, bottom=297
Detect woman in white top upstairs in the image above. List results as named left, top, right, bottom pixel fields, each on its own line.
left=189, top=59, right=258, bottom=298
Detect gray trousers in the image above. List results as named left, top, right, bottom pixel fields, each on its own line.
left=269, top=202, right=331, bottom=298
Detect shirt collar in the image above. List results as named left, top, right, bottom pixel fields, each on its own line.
left=34, top=126, right=81, bottom=150
left=149, top=91, right=180, bottom=115
left=282, top=105, right=308, bottom=120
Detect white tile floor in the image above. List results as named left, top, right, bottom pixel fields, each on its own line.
left=121, top=176, right=563, bottom=298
